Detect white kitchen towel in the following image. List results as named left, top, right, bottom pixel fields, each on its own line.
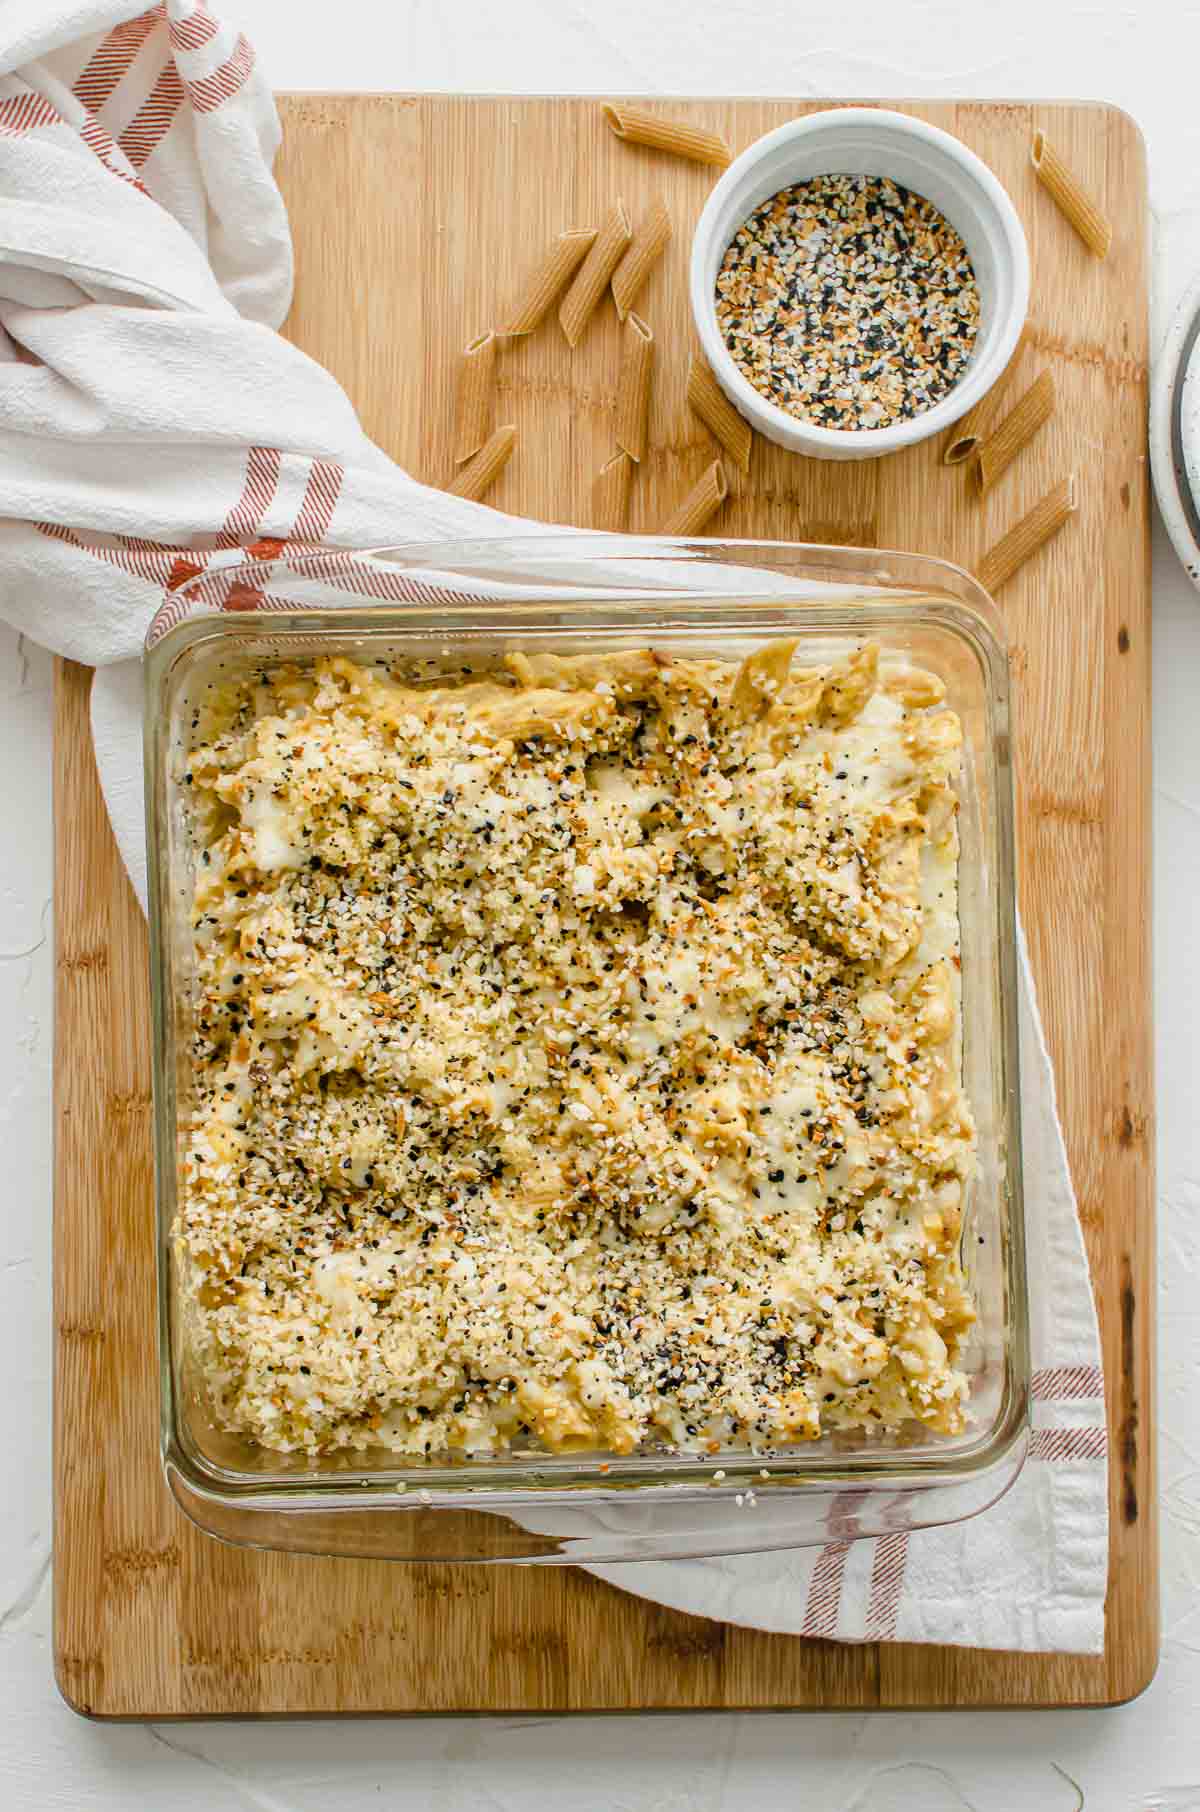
left=0, top=0, right=1108, bottom=1651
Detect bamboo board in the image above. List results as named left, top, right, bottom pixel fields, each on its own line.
left=53, top=96, right=1154, bottom=1716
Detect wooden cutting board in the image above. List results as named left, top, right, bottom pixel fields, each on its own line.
left=53, top=96, right=1155, bottom=1716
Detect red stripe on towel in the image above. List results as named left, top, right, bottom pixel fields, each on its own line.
left=802, top=1541, right=850, bottom=1640
left=35, top=522, right=178, bottom=586
left=0, top=93, right=63, bottom=137
left=73, top=7, right=164, bottom=113
left=78, top=115, right=145, bottom=189
left=215, top=446, right=282, bottom=549
left=864, top=1531, right=909, bottom=1641
left=1030, top=1426, right=1108, bottom=1462
left=169, top=3, right=219, bottom=53
left=292, top=459, right=344, bottom=543
left=801, top=1491, right=869, bottom=1638
left=1031, top=1366, right=1104, bottom=1402
left=186, top=34, right=255, bottom=115
left=118, top=58, right=185, bottom=168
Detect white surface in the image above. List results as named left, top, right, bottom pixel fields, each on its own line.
left=2, top=0, right=1198, bottom=1803
left=690, top=108, right=1030, bottom=459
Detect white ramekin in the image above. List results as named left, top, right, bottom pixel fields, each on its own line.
left=689, top=108, right=1030, bottom=462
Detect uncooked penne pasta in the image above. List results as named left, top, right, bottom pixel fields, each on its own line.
left=593, top=450, right=634, bottom=531
left=559, top=201, right=632, bottom=347
left=614, top=313, right=655, bottom=462
left=611, top=198, right=671, bottom=321
left=447, top=424, right=516, bottom=502
left=453, top=331, right=496, bottom=464
left=686, top=353, right=751, bottom=474
left=501, top=229, right=598, bottom=335
left=1031, top=131, right=1112, bottom=259
left=941, top=325, right=1030, bottom=466
left=977, top=475, right=1076, bottom=592
left=602, top=104, right=731, bottom=169
left=973, top=370, right=1056, bottom=495
left=660, top=459, right=728, bottom=536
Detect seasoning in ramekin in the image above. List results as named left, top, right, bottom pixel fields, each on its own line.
left=715, top=174, right=980, bottom=431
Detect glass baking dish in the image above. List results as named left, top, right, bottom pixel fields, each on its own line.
left=145, top=536, right=1028, bottom=1564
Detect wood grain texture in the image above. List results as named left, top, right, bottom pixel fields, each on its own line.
left=53, top=96, right=1155, bottom=1717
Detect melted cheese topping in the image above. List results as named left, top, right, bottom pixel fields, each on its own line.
left=178, top=642, right=976, bottom=1459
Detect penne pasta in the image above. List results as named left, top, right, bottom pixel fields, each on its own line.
left=611, top=198, right=672, bottom=321
left=973, top=370, right=1056, bottom=494
left=602, top=103, right=731, bottom=169
left=686, top=353, right=752, bottom=474
left=447, top=424, right=516, bottom=502
left=453, top=331, right=496, bottom=465
left=941, top=325, right=1030, bottom=466
left=592, top=450, right=635, bottom=531
left=614, top=313, right=655, bottom=462
left=1031, top=131, right=1112, bottom=259
left=558, top=200, right=632, bottom=347
left=660, top=459, right=728, bottom=536
left=978, top=475, right=1076, bottom=592
left=501, top=229, right=598, bottom=335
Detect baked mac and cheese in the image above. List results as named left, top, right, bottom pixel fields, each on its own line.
left=179, top=640, right=976, bottom=1459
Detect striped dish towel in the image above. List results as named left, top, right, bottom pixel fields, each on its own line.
left=0, top=2, right=1108, bottom=1651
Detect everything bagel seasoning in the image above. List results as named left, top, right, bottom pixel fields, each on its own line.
left=715, top=174, right=980, bottom=432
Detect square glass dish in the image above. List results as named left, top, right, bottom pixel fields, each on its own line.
left=145, top=537, right=1028, bottom=1564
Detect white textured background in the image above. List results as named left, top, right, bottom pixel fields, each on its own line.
left=4, top=0, right=1199, bottom=1804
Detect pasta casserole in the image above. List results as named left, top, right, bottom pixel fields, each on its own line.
left=179, top=639, right=977, bottom=1460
